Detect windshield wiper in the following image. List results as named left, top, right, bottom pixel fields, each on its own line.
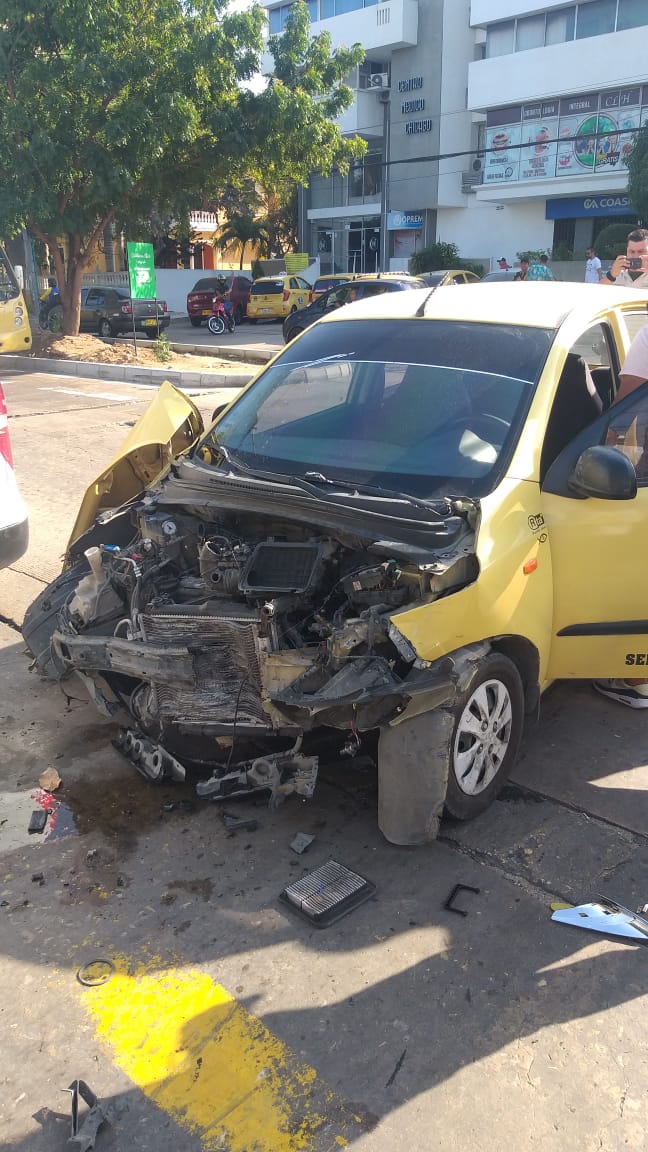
left=297, top=472, right=449, bottom=521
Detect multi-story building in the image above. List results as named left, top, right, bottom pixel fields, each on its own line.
left=464, top=0, right=648, bottom=261
left=264, top=0, right=647, bottom=271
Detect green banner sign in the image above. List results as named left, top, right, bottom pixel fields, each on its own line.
left=126, top=242, right=156, bottom=299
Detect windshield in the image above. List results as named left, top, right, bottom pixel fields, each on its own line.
left=200, top=319, right=553, bottom=498
left=0, top=248, right=20, bottom=303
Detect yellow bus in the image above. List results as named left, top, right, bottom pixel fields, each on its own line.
left=0, top=245, right=32, bottom=353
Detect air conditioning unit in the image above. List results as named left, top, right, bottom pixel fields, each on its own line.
left=461, top=158, right=483, bottom=193
left=370, top=73, right=390, bottom=89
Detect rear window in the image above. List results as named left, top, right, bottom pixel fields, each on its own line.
left=314, top=278, right=348, bottom=294
left=251, top=280, right=284, bottom=295
left=191, top=278, right=227, bottom=293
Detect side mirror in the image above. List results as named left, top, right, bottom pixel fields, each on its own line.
left=211, top=403, right=228, bottom=424
left=568, top=445, right=637, bottom=500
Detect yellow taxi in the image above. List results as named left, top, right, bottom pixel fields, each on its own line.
left=25, top=282, right=648, bottom=848
left=247, top=274, right=311, bottom=323
left=309, top=273, right=353, bottom=302
left=418, top=268, right=481, bottom=286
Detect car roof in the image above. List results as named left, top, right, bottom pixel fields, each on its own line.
left=315, top=281, right=648, bottom=330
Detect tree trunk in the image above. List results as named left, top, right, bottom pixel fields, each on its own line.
left=63, top=261, right=85, bottom=336
left=239, top=241, right=246, bottom=271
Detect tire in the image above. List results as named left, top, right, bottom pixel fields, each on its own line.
left=443, top=652, right=524, bottom=821
left=290, top=305, right=298, bottom=314
left=248, top=317, right=257, bottom=325
left=144, top=328, right=159, bottom=340
left=22, top=559, right=90, bottom=679
left=233, top=305, right=245, bottom=325
left=189, top=317, right=203, bottom=328
left=98, top=318, right=113, bottom=338
left=207, top=315, right=225, bottom=336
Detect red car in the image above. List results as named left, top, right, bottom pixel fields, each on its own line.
left=186, top=274, right=252, bottom=327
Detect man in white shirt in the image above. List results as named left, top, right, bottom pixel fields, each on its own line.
left=603, top=228, right=648, bottom=288
left=584, top=247, right=602, bottom=283
left=594, top=322, right=648, bottom=707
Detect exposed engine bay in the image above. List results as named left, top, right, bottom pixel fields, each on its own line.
left=24, top=488, right=478, bottom=807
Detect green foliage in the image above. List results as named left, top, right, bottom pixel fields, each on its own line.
left=216, top=213, right=271, bottom=269
left=0, top=0, right=365, bottom=333
left=154, top=333, right=171, bottom=362
left=409, top=242, right=478, bottom=275
left=550, top=242, right=574, bottom=261
left=627, top=126, right=648, bottom=225
left=517, top=250, right=549, bottom=264
left=593, top=223, right=635, bottom=259
left=250, top=259, right=265, bottom=280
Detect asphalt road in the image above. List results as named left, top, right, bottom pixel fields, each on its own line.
left=168, top=313, right=285, bottom=352
left=0, top=368, right=647, bottom=1152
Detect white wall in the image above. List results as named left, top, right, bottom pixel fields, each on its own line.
left=468, top=29, right=645, bottom=110
left=438, top=198, right=553, bottom=267
left=438, top=0, right=476, bottom=208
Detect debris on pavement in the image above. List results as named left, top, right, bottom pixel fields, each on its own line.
left=28, top=808, right=49, bottom=834
left=31, top=871, right=45, bottom=884
left=551, top=895, right=648, bottom=942
left=64, top=1078, right=122, bottom=1152
left=279, top=859, right=375, bottom=928
left=221, top=811, right=259, bottom=832
left=38, top=766, right=62, bottom=791
left=76, top=959, right=116, bottom=987
left=443, top=883, right=481, bottom=917
left=290, top=832, right=315, bottom=854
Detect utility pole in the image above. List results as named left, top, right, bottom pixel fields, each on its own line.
left=379, top=89, right=391, bottom=273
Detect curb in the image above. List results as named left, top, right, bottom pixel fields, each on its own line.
left=0, top=353, right=261, bottom=389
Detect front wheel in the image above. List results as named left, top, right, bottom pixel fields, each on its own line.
left=444, top=652, right=524, bottom=820
left=208, top=314, right=225, bottom=336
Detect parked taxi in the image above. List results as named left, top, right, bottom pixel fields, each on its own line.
left=23, top=282, right=648, bottom=848
left=247, top=274, right=311, bottom=322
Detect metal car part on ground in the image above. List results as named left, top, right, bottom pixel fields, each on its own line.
left=22, top=284, right=648, bottom=845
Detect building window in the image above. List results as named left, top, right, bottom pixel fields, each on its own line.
left=348, top=153, right=382, bottom=200
left=516, top=14, right=545, bottom=51
left=546, top=7, right=576, bottom=43
left=575, top=0, right=616, bottom=39
left=485, top=20, right=515, bottom=58
left=617, top=0, right=647, bottom=31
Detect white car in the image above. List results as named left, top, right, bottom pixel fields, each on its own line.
left=0, top=380, right=28, bottom=569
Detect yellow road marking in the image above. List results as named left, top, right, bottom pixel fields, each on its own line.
left=83, top=957, right=365, bottom=1150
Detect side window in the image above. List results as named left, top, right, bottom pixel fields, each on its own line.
left=451, top=274, right=465, bottom=284
left=605, top=386, right=648, bottom=483
left=289, top=278, right=298, bottom=290
left=325, top=286, right=351, bottom=309
left=360, top=283, right=389, bottom=298
left=540, top=327, right=615, bottom=480
left=86, top=290, right=104, bottom=307
left=623, top=312, right=648, bottom=343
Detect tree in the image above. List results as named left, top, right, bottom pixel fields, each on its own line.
left=217, top=213, right=270, bottom=269
left=409, top=242, right=483, bottom=277
left=0, top=0, right=365, bottom=334
left=627, top=126, right=648, bottom=226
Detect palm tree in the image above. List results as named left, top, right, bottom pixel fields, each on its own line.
left=216, top=213, right=270, bottom=270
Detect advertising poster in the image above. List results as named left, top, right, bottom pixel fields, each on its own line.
left=520, top=116, right=559, bottom=181
left=484, top=122, right=521, bottom=185
left=555, top=93, right=598, bottom=177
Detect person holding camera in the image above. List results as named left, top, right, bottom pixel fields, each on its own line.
left=604, top=228, right=648, bottom=287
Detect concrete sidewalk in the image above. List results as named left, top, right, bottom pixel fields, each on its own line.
left=0, top=342, right=273, bottom=388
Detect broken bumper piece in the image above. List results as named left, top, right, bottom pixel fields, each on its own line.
left=196, top=747, right=318, bottom=808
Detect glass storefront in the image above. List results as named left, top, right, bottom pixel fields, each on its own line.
left=314, top=218, right=382, bottom=274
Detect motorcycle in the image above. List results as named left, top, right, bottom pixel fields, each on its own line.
left=207, top=296, right=235, bottom=336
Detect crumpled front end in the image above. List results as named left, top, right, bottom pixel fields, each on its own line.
left=24, top=489, right=478, bottom=806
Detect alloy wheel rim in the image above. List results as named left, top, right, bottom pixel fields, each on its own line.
left=452, top=678, right=513, bottom=795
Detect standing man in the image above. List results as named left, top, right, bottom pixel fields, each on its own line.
left=526, top=254, right=555, bottom=281
left=584, top=247, right=603, bottom=283
left=514, top=258, right=529, bottom=281
left=603, top=228, right=648, bottom=287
